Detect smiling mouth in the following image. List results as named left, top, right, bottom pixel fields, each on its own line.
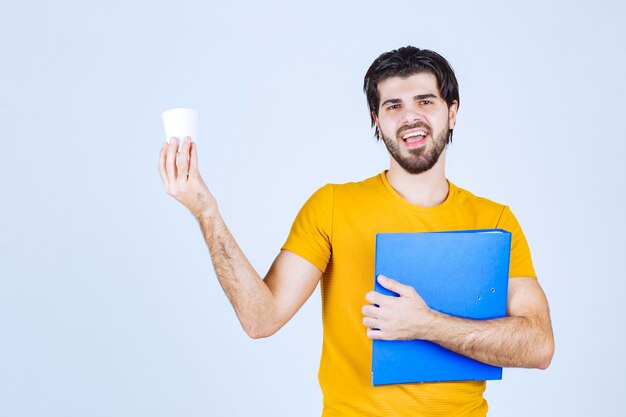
left=401, top=129, right=429, bottom=147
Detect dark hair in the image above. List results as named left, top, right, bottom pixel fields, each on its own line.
left=363, top=46, right=460, bottom=142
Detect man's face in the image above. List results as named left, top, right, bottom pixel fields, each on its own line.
left=373, top=72, right=458, bottom=175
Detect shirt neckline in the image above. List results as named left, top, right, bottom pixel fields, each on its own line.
left=378, top=170, right=456, bottom=214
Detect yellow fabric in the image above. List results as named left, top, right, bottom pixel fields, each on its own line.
left=282, top=172, right=536, bottom=417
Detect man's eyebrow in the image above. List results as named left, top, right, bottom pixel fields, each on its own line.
left=380, top=98, right=401, bottom=107
left=414, top=93, right=438, bottom=100
left=380, top=94, right=438, bottom=107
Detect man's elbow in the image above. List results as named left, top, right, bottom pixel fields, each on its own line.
left=246, top=327, right=276, bottom=339
left=243, top=322, right=280, bottom=339
left=527, top=313, right=554, bottom=370
left=535, top=337, right=555, bottom=370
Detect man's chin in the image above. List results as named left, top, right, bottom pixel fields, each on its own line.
left=394, top=151, right=443, bottom=175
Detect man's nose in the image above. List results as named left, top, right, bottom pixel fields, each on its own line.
left=400, top=106, right=423, bottom=125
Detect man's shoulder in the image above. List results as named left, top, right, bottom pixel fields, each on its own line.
left=317, top=173, right=385, bottom=203
left=451, top=182, right=508, bottom=212
left=307, top=173, right=381, bottom=195
left=302, top=173, right=382, bottom=205
left=333, top=172, right=381, bottom=187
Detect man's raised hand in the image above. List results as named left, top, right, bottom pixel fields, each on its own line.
left=158, top=137, right=218, bottom=219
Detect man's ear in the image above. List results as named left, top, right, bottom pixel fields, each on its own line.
left=372, top=111, right=382, bottom=139
left=448, top=100, right=459, bottom=130
left=372, top=111, right=380, bottom=129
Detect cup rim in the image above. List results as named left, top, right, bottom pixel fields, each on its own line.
left=161, top=108, right=199, bottom=118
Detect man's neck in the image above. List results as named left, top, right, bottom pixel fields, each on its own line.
left=385, top=150, right=449, bottom=208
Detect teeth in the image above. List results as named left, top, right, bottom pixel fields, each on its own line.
left=403, top=131, right=427, bottom=139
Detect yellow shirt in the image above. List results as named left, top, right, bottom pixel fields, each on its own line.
left=282, top=172, right=536, bottom=417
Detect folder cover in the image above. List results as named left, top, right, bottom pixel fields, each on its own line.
left=372, top=229, right=511, bottom=386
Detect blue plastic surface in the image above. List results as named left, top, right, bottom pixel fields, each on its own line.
left=372, top=229, right=511, bottom=386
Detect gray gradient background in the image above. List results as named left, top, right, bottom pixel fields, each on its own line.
left=1, top=0, right=625, bottom=416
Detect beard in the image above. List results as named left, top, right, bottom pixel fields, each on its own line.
left=381, top=123, right=449, bottom=175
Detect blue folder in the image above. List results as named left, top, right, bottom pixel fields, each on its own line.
left=372, top=229, right=511, bottom=386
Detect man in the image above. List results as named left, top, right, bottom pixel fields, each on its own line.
left=158, top=46, right=554, bottom=416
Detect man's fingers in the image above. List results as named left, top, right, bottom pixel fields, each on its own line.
left=362, top=316, right=379, bottom=328
left=377, top=275, right=415, bottom=297
left=166, top=137, right=178, bottom=184
left=362, top=304, right=380, bottom=318
left=158, top=143, right=169, bottom=188
left=176, top=137, right=191, bottom=181
left=367, top=328, right=385, bottom=340
left=365, top=290, right=389, bottom=306
left=189, top=141, right=199, bottom=176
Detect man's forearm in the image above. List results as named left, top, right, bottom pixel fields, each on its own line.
left=196, top=209, right=276, bottom=338
left=365, top=276, right=554, bottom=369
left=425, top=312, right=553, bottom=369
left=159, top=139, right=278, bottom=338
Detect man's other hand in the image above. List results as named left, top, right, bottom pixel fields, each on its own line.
left=362, top=275, right=435, bottom=341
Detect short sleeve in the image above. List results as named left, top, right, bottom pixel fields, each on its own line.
left=496, top=206, right=537, bottom=279
left=281, top=184, right=333, bottom=273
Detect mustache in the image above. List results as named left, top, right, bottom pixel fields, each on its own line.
left=397, top=123, right=431, bottom=137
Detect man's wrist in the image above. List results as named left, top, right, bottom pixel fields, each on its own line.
left=420, top=308, right=447, bottom=341
left=195, top=205, right=220, bottom=224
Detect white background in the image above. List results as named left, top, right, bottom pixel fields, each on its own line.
left=1, top=0, right=625, bottom=416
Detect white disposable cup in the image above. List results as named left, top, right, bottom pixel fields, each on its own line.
left=161, top=108, right=199, bottom=149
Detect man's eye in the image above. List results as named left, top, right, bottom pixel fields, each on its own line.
left=420, top=100, right=432, bottom=105
left=387, top=104, right=400, bottom=110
